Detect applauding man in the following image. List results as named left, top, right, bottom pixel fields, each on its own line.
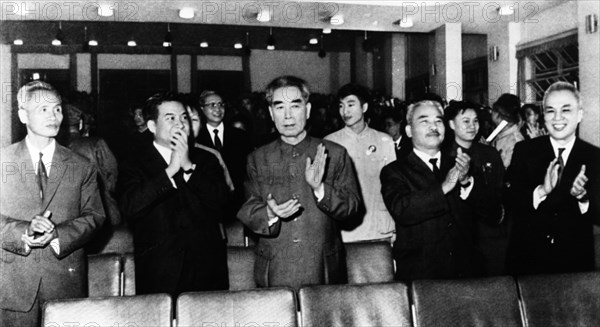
left=119, top=93, right=229, bottom=296
left=506, top=82, right=600, bottom=275
left=381, top=100, right=500, bottom=281
left=237, top=76, right=362, bottom=290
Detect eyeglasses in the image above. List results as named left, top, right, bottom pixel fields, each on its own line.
left=204, top=102, right=225, bottom=109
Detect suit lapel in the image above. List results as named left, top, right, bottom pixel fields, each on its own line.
left=407, top=151, right=438, bottom=183
left=14, top=140, right=43, bottom=204
left=198, top=127, right=215, bottom=149
left=41, top=145, right=70, bottom=210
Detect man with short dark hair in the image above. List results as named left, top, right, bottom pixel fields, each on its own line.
left=237, top=76, right=362, bottom=290
left=384, top=108, right=412, bottom=160
left=1, top=81, right=105, bottom=326
left=119, top=92, right=229, bottom=296
left=325, top=83, right=396, bottom=243
left=381, top=100, right=500, bottom=281
left=506, top=81, right=600, bottom=275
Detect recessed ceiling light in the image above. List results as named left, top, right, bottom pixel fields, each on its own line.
left=179, top=8, right=195, bottom=19
left=330, top=14, right=344, bottom=25
left=400, top=17, right=414, bottom=28
left=163, top=41, right=172, bottom=48
left=498, top=5, right=514, bottom=16
left=309, top=38, right=318, bottom=45
left=13, top=39, right=23, bottom=45
left=32, top=73, right=40, bottom=80
left=257, top=8, right=271, bottom=22
left=267, top=45, right=275, bottom=51
left=200, top=41, right=208, bottom=48
left=52, top=39, right=61, bottom=46
left=98, top=4, right=114, bottom=17
left=322, top=28, right=332, bottom=34
left=234, top=42, right=243, bottom=49
left=88, top=40, right=98, bottom=46
left=127, top=40, right=137, bottom=47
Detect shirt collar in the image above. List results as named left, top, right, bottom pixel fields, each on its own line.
left=153, top=141, right=172, bottom=165
left=549, top=137, right=576, bottom=165
left=413, top=147, right=441, bottom=169
left=206, top=123, right=224, bottom=144
left=26, top=135, right=56, bottom=174
left=343, top=124, right=370, bottom=137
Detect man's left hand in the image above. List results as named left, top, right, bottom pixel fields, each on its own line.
left=22, top=230, right=56, bottom=248
left=305, top=143, right=327, bottom=191
left=171, top=128, right=193, bottom=171
left=570, top=165, right=588, bottom=200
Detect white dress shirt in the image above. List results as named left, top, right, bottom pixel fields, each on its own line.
left=207, top=123, right=225, bottom=147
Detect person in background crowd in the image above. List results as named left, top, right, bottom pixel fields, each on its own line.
left=1, top=81, right=105, bottom=326
left=506, top=81, right=600, bottom=275
left=443, top=100, right=506, bottom=276
left=197, top=90, right=253, bottom=223
left=490, top=94, right=524, bottom=168
left=381, top=100, right=501, bottom=281
left=520, top=103, right=547, bottom=140
left=383, top=108, right=412, bottom=160
left=325, top=83, right=396, bottom=243
left=237, top=76, right=362, bottom=290
left=118, top=92, right=229, bottom=296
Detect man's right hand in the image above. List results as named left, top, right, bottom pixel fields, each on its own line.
left=540, top=158, right=560, bottom=197
left=266, top=193, right=301, bottom=220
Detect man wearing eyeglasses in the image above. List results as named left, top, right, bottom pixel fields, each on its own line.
left=197, top=90, right=253, bottom=225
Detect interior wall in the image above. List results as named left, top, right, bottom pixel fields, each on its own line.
left=520, top=1, right=578, bottom=45
left=0, top=45, right=12, bottom=147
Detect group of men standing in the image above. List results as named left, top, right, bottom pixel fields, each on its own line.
left=1, top=76, right=598, bottom=326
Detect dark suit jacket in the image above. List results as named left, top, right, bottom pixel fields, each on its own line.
left=1, top=140, right=105, bottom=312
left=506, top=136, right=600, bottom=275
left=394, top=135, right=413, bottom=160
left=198, top=125, right=253, bottom=217
left=380, top=150, right=502, bottom=281
left=118, top=142, right=229, bottom=295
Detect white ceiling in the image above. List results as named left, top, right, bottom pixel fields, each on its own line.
left=1, top=0, right=569, bottom=34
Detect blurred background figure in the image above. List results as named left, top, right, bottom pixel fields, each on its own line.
left=520, top=103, right=547, bottom=140
left=490, top=94, right=525, bottom=168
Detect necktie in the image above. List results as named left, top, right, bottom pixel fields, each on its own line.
left=173, top=170, right=186, bottom=189
left=37, top=152, right=48, bottom=200
left=213, top=129, right=223, bottom=151
left=429, top=158, right=442, bottom=182
left=556, top=147, right=565, bottom=186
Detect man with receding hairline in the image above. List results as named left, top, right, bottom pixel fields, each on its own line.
left=506, top=81, right=600, bottom=275
left=1, top=81, right=105, bottom=326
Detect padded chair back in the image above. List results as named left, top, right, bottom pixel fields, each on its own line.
left=176, top=288, right=297, bottom=327
left=227, top=246, right=256, bottom=290
left=87, top=253, right=121, bottom=297
left=42, top=294, right=172, bottom=327
left=518, top=272, right=600, bottom=327
left=122, top=253, right=136, bottom=296
left=412, top=276, right=522, bottom=327
left=345, top=241, right=394, bottom=284
left=299, top=283, right=411, bottom=327
left=225, top=220, right=246, bottom=247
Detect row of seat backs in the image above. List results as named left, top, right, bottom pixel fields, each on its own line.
left=47, top=271, right=600, bottom=327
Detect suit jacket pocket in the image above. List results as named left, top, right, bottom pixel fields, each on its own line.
left=254, top=245, right=274, bottom=287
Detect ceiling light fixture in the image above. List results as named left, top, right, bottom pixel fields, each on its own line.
left=400, top=17, right=414, bottom=28
left=163, top=23, right=172, bottom=48
left=266, top=27, right=275, bottom=50
left=98, top=4, right=114, bottom=17
left=330, top=14, right=344, bottom=25
left=322, top=28, right=332, bottom=34
left=13, top=39, right=23, bottom=45
left=179, top=7, right=195, bottom=19
left=88, top=40, right=98, bottom=46
left=257, top=8, right=271, bottom=22
left=234, top=42, right=243, bottom=49
left=309, top=37, right=318, bottom=45
left=128, top=40, right=137, bottom=47
left=52, top=22, right=63, bottom=46
left=200, top=41, right=208, bottom=48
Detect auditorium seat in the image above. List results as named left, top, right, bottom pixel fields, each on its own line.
left=412, top=276, right=522, bottom=327
left=87, top=253, right=121, bottom=297
left=517, top=271, right=600, bottom=327
left=299, top=282, right=411, bottom=327
left=42, top=294, right=172, bottom=327
left=345, top=241, right=394, bottom=284
left=227, top=246, right=256, bottom=291
left=122, top=253, right=136, bottom=296
left=176, top=288, right=297, bottom=327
